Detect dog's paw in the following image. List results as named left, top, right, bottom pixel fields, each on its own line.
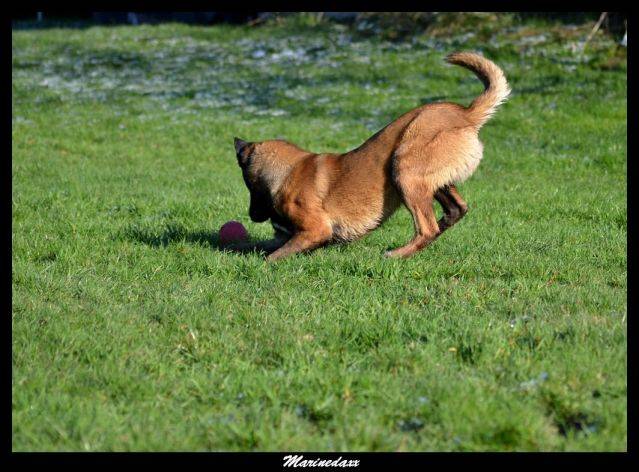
left=265, top=252, right=283, bottom=262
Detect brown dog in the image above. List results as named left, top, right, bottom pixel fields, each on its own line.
left=230, top=52, right=510, bottom=261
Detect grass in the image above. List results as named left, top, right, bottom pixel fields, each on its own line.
left=12, top=14, right=626, bottom=451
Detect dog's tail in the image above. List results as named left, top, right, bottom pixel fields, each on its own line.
left=445, top=52, right=510, bottom=129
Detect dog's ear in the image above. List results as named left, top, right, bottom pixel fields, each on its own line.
left=234, top=137, right=248, bottom=153
left=234, top=137, right=252, bottom=166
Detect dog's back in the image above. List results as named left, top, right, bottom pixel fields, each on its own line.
left=318, top=53, right=509, bottom=242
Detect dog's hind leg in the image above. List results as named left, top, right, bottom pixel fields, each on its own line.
left=385, top=174, right=441, bottom=258
left=385, top=123, right=478, bottom=257
left=434, top=184, right=468, bottom=232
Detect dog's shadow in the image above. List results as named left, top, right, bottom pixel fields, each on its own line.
left=124, top=224, right=270, bottom=255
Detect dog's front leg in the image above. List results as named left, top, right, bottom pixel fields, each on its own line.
left=266, top=228, right=331, bottom=262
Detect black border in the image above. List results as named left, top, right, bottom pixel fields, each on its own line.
left=5, top=5, right=632, bottom=468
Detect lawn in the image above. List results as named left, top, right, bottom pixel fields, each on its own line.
left=12, top=14, right=627, bottom=451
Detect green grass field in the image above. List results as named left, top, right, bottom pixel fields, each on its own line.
left=12, top=14, right=627, bottom=451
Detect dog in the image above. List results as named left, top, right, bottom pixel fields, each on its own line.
left=229, top=52, right=510, bottom=261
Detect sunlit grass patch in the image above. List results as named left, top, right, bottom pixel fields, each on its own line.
left=12, top=17, right=626, bottom=451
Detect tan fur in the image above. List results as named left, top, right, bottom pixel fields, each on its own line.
left=229, top=52, right=510, bottom=261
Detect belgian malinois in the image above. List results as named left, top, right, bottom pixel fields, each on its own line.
left=230, top=52, right=510, bottom=261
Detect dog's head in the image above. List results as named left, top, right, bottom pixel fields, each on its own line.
left=233, top=137, right=311, bottom=223
left=234, top=137, right=273, bottom=223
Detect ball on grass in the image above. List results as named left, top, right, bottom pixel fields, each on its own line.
left=219, top=220, right=248, bottom=244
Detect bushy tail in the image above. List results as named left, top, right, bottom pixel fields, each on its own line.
left=445, top=52, right=511, bottom=128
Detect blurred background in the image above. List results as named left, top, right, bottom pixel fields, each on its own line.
left=12, top=12, right=628, bottom=41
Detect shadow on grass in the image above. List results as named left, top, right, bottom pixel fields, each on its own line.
left=125, top=224, right=221, bottom=248
left=123, top=223, right=270, bottom=256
